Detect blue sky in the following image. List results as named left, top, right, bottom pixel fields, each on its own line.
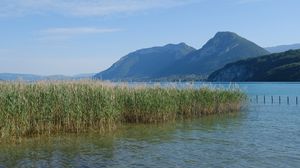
left=0, top=0, right=300, bottom=75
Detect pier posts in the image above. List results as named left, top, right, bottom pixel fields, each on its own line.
left=251, top=95, right=298, bottom=105
left=256, top=95, right=258, bottom=104
left=279, top=96, right=281, bottom=104
left=271, top=96, right=273, bottom=104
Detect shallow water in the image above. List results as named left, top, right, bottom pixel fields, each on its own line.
left=1, top=83, right=300, bottom=168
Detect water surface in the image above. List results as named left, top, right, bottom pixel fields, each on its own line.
left=0, top=83, right=300, bottom=168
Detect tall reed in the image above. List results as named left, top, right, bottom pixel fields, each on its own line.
left=0, top=81, right=245, bottom=138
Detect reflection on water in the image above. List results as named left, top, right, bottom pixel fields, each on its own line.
left=0, top=113, right=244, bottom=168
left=1, top=83, right=300, bottom=167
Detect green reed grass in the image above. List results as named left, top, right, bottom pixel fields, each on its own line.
left=0, top=81, right=245, bottom=138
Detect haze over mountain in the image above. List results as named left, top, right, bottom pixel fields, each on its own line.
left=95, top=43, right=195, bottom=80
left=95, top=32, right=269, bottom=81
left=0, top=73, right=44, bottom=81
left=208, top=49, right=300, bottom=82
left=0, top=73, right=95, bottom=81
left=265, top=44, right=300, bottom=53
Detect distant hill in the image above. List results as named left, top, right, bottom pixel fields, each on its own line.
left=0, top=73, right=95, bottom=81
left=0, top=73, right=44, bottom=81
left=95, top=32, right=269, bottom=81
left=208, top=49, right=300, bottom=82
left=159, top=32, right=270, bottom=78
left=265, top=44, right=300, bottom=53
left=94, top=43, right=195, bottom=80
left=73, top=73, right=96, bottom=79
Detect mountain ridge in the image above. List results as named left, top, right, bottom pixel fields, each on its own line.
left=208, top=49, right=300, bottom=81
left=94, top=31, right=270, bottom=81
left=265, top=43, right=300, bottom=53
left=158, top=31, right=270, bottom=78
left=95, top=43, right=196, bottom=80
left=0, top=73, right=95, bottom=81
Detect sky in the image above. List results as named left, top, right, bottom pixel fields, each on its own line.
left=0, top=0, right=300, bottom=75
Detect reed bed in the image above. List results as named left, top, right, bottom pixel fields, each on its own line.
left=0, top=81, right=245, bottom=138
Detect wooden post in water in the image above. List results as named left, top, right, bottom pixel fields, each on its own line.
left=256, top=95, right=258, bottom=104
left=279, top=96, right=281, bottom=104
left=287, top=96, right=290, bottom=105
left=296, top=97, right=298, bottom=105
left=264, top=95, right=266, bottom=104
left=271, top=96, right=273, bottom=104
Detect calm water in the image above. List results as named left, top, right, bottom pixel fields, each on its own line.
left=1, top=83, right=300, bottom=168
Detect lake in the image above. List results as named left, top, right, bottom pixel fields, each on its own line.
left=0, top=82, right=300, bottom=168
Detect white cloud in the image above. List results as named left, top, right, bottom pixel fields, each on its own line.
left=42, top=27, right=121, bottom=35
left=38, top=27, right=121, bottom=41
left=0, top=0, right=198, bottom=17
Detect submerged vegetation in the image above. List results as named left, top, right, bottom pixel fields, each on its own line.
left=0, top=81, right=245, bottom=139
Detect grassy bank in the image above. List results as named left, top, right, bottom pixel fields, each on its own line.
left=0, top=81, right=245, bottom=138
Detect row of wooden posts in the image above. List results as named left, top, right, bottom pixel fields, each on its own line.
left=249, top=95, right=299, bottom=105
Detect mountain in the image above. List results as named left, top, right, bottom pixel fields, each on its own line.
left=95, top=32, right=269, bottom=81
left=265, top=43, right=300, bottom=53
left=208, top=49, right=300, bottom=82
left=159, top=32, right=270, bottom=78
left=72, top=73, right=96, bottom=79
left=94, top=43, right=196, bottom=80
left=0, top=73, right=44, bottom=81
left=0, top=73, right=95, bottom=81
